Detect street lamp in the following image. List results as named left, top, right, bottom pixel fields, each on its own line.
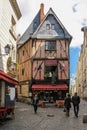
left=0, top=44, right=10, bottom=56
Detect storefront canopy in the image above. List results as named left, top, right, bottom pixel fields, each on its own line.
left=0, top=70, right=18, bottom=85
left=32, top=84, right=68, bottom=90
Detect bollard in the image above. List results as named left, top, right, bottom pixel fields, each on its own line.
left=83, top=114, right=87, bottom=123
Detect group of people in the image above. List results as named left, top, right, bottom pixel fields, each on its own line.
left=64, top=92, right=80, bottom=117
left=32, top=92, right=80, bottom=118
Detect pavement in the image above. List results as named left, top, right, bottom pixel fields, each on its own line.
left=0, top=99, right=87, bottom=130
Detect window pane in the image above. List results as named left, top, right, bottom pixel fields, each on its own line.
left=33, top=22, right=37, bottom=30
left=45, top=41, right=56, bottom=50
left=45, top=41, right=49, bottom=50
left=51, top=24, right=55, bottom=29
left=46, top=24, right=50, bottom=30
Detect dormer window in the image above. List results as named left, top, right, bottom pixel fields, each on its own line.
left=51, top=24, right=55, bottom=30
left=46, top=24, right=50, bottom=30
left=33, top=22, right=37, bottom=31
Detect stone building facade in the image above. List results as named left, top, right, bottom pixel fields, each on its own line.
left=75, top=49, right=83, bottom=97
left=74, top=27, right=87, bottom=99
left=81, top=27, right=87, bottom=99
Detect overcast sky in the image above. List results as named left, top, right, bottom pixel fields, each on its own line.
left=16, top=0, right=87, bottom=47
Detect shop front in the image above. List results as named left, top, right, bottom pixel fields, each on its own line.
left=32, top=84, right=68, bottom=107
left=0, top=70, right=18, bottom=119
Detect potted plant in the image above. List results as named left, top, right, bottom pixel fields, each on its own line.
left=51, top=72, right=57, bottom=85
left=7, top=56, right=12, bottom=70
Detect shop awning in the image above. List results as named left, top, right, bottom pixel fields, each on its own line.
left=0, top=70, right=18, bottom=85
left=32, top=84, right=68, bottom=90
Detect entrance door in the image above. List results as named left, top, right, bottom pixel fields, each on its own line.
left=39, top=91, right=57, bottom=103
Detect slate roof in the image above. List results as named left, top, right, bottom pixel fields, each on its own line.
left=18, top=10, right=40, bottom=44
left=18, top=8, right=72, bottom=44
left=32, top=8, right=72, bottom=40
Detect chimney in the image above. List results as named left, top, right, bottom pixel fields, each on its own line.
left=40, top=3, right=44, bottom=23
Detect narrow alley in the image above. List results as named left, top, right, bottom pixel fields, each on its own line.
left=0, top=100, right=87, bottom=130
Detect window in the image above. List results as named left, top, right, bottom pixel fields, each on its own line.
left=44, top=66, right=57, bottom=84
left=9, top=15, right=16, bottom=40
left=22, top=68, right=24, bottom=75
left=45, top=66, right=57, bottom=73
left=23, top=50, right=24, bottom=56
left=51, top=24, right=55, bottom=30
left=33, top=22, right=37, bottom=30
left=11, top=16, right=16, bottom=25
left=45, top=41, right=56, bottom=50
left=46, top=24, right=50, bottom=30
left=34, top=22, right=37, bottom=27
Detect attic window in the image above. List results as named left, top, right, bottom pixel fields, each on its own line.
left=51, top=24, right=55, bottom=30
left=34, top=22, right=37, bottom=30
left=34, top=22, right=37, bottom=26
left=46, top=24, right=50, bottom=30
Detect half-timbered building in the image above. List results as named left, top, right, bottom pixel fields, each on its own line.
left=17, top=4, right=72, bottom=103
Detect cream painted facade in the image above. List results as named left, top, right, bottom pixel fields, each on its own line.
left=0, top=0, right=21, bottom=73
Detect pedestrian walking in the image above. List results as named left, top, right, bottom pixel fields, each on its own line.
left=64, top=93, right=71, bottom=117
left=72, top=92, right=80, bottom=117
left=32, top=93, right=39, bottom=114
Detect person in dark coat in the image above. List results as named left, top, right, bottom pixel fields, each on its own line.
left=72, top=92, right=80, bottom=117
left=32, top=94, right=39, bottom=114
left=64, top=93, right=71, bottom=117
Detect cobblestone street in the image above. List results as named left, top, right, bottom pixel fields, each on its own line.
left=0, top=100, right=87, bottom=130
